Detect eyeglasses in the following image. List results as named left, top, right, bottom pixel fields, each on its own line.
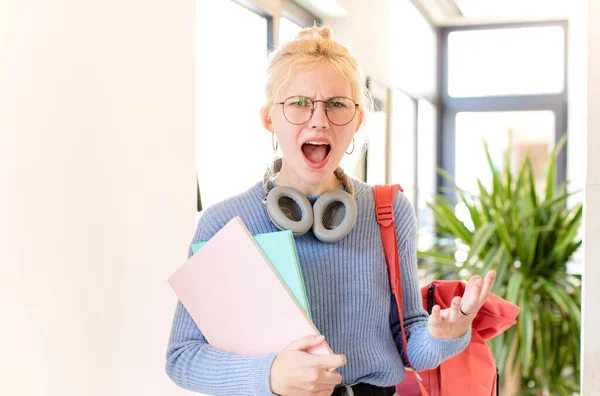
left=277, top=96, right=359, bottom=126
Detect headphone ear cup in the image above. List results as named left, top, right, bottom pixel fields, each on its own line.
left=264, top=185, right=314, bottom=235
left=312, top=190, right=357, bottom=243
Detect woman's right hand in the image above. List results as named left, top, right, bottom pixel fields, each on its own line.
left=270, top=335, right=346, bottom=396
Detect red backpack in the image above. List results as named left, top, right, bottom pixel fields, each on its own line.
left=374, top=184, right=520, bottom=396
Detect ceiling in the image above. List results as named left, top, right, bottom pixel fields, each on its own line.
left=292, top=0, right=574, bottom=26
left=413, top=0, right=573, bottom=26
left=292, top=0, right=348, bottom=19
left=455, top=0, right=571, bottom=19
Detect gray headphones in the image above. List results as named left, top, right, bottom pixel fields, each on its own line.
left=263, top=160, right=357, bottom=243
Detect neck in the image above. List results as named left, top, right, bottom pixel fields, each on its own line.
left=266, top=158, right=344, bottom=197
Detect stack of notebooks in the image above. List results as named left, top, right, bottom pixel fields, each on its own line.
left=168, top=216, right=332, bottom=356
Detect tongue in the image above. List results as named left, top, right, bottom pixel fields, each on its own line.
left=302, top=144, right=328, bottom=163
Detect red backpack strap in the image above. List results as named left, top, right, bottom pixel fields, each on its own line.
left=374, top=185, right=402, bottom=296
left=374, top=185, right=429, bottom=395
left=374, top=185, right=409, bottom=360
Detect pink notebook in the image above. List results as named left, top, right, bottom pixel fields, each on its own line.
left=168, top=216, right=332, bottom=356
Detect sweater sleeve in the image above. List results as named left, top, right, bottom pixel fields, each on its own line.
left=388, top=192, right=471, bottom=371
left=165, top=215, right=278, bottom=395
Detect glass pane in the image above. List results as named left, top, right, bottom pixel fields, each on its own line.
left=448, top=26, right=565, bottom=97
left=339, top=117, right=367, bottom=181
left=392, top=0, right=438, bottom=99
left=279, top=17, right=303, bottom=45
left=366, top=110, right=388, bottom=185
left=364, top=81, right=389, bottom=185
left=196, top=1, right=270, bottom=208
left=389, top=90, right=416, bottom=208
left=455, top=111, right=556, bottom=201
left=416, top=99, right=437, bottom=252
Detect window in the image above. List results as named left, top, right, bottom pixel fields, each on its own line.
left=454, top=111, right=556, bottom=196
left=363, top=79, right=389, bottom=185
left=365, top=100, right=388, bottom=185
left=448, top=26, right=566, bottom=97
left=440, top=22, right=568, bottom=219
left=196, top=1, right=271, bottom=208
left=391, top=0, right=438, bottom=99
left=279, top=17, right=303, bottom=45
left=416, top=99, right=437, bottom=252
left=389, top=89, right=417, bottom=208
left=339, top=117, right=367, bottom=181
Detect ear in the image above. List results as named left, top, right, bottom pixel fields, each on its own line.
left=261, top=107, right=274, bottom=132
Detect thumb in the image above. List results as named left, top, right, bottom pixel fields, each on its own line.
left=284, top=335, right=326, bottom=352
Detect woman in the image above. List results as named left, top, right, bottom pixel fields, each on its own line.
left=166, top=25, right=495, bottom=396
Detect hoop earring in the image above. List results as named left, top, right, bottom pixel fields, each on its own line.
left=345, top=137, right=355, bottom=155
left=272, top=133, right=278, bottom=151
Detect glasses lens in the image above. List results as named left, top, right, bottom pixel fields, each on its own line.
left=282, top=96, right=313, bottom=125
left=326, top=97, right=357, bottom=126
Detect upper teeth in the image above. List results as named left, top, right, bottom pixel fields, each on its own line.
left=307, top=141, right=329, bottom=145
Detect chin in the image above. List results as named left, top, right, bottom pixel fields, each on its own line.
left=280, top=149, right=342, bottom=188
left=301, top=158, right=341, bottom=182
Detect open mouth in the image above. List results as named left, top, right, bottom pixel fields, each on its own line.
left=301, top=141, right=331, bottom=168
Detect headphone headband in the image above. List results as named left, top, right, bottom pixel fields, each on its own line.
left=262, top=159, right=357, bottom=243
left=263, top=158, right=355, bottom=198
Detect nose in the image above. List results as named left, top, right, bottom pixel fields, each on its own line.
left=308, top=101, right=329, bottom=129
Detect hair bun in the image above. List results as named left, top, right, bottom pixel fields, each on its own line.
left=296, top=25, right=332, bottom=40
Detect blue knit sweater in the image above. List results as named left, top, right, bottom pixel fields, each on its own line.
left=165, top=178, right=471, bottom=395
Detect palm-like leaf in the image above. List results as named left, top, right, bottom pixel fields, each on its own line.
left=418, top=135, right=581, bottom=393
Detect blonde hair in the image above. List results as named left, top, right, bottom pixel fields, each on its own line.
left=260, top=25, right=370, bottom=125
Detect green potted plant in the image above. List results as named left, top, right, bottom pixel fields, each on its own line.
left=418, top=136, right=582, bottom=395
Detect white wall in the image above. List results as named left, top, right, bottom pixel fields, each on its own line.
left=326, top=0, right=436, bottom=100
left=582, top=0, right=600, bottom=393
left=567, top=4, right=588, bottom=201
left=325, top=0, right=394, bottom=88
left=563, top=0, right=588, bottom=277
left=324, top=0, right=436, bottom=194
left=391, top=0, right=438, bottom=101
left=0, top=1, right=195, bottom=395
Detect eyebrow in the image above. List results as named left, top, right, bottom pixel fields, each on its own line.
left=288, top=95, right=350, bottom=100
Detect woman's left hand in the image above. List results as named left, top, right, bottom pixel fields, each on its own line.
left=427, top=270, right=497, bottom=339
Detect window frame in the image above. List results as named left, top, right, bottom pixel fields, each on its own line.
left=281, top=0, right=320, bottom=30
left=196, top=0, right=319, bottom=213
left=438, top=20, right=569, bottom=196
left=196, top=0, right=272, bottom=212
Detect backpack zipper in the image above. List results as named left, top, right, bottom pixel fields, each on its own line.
left=427, top=283, right=435, bottom=314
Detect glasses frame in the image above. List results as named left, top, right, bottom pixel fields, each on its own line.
left=277, top=95, right=360, bottom=126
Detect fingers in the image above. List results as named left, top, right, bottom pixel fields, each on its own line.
left=478, top=270, right=496, bottom=305
left=430, top=297, right=469, bottom=321
left=450, top=296, right=463, bottom=320
left=285, top=335, right=325, bottom=352
left=428, top=301, right=473, bottom=339
left=319, top=369, right=343, bottom=385
left=464, top=275, right=482, bottom=298
left=429, top=304, right=442, bottom=323
left=461, top=275, right=483, bottom=313
left=461, top=270, right=497, bottom=314
left=273, top=336, right=343, bottom=395
left=302, top=364, right=342, bottom=393
left=312, top=353, right=347, bottom=370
